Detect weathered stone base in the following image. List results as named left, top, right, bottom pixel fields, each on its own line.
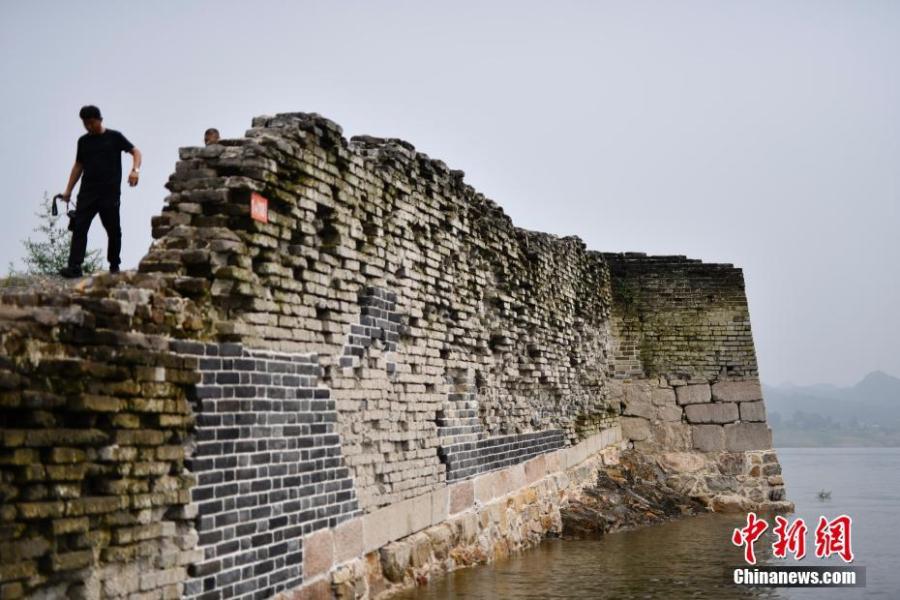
left=657, top=449, right=793, bottom=513
left=612, top=375, right=791, bottom=512
left=275, top=427, right=623, bottom=600
left=275, top=428, right=792, bottom=600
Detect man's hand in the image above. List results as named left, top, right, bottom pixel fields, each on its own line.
left=64, top=161, right=83, bottom=200
left=128, top=148, right=142, bottom=187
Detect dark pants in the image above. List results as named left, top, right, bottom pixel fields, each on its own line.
left=67, top=190, right=121, bottom=269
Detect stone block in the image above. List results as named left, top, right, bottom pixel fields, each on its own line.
left=7, top=537, right=50, bottom=560
left=406, top=493, right=432, bottom=534
left=724, top=423, right=772, bottom=451
left=70, top=394, right=122, bottom=412
left=456, top=513, right=479, bottom=545
left=711, top=493, right=752, bottom=513
left=47, top=448, right=86, bottom=464
left=650, top=422, right=691, bottom=450
left=524, top=454, right=547, bottom=485
left=49, top=549, right=92, bottom=572
left=507, top=463, right=527, bottom=493
left=407, top=532, right=432, bottom=568
left=303, top=528, right=334, bottom=580
left=0, top=561, right=36, bottom=583
left=363, top=499, right=411, bottom=553
left=425, top=524, right=453, bottom=560
left=51, top=517, right=89, bottom=535
left=448, top=481, right=473, bottom=514
left=658, top=452, right=706, bottom=473
left=379, top=541, right=410, bottom=583
left=474, top=471, right=502, bottom=504
left=17, top=501, right=65, bottom=520
left=711, top=380, right=762, bottom=403
left=717, top=452, right=747, bottom=476
left=684, top=402, right=738, bottom=424
left=692, top=425, right=725, bottom=452
left=622, top=391, right=655, bottom=419
left=739, top=401, right=767, bottom=422
left=544, top=449, right=562, bottom=474
left=620, top=416, right=650, bottom=441
left=656, top=403, right=683, bottom=422
left=650, top=387, right=676, bottom=407
left=605, top=379, right=625, bottom=403
left=430, top=486, right=448, bottom=526
left=675, top=384, right=711, bottom=405
left=334, top=518, right=363, bottom=564
left=563, top=439, right=590, bottom=469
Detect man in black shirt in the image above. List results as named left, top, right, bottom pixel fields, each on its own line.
left=58, top=105, right=142, bottom=278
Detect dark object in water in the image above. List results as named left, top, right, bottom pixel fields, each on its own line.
left=817, top=489, right=831, bottom=500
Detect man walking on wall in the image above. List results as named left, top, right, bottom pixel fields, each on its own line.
left=58, top=105, right=142, bottom=278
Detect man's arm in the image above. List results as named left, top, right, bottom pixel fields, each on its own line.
left=63, top=162, right=83, bottom=199
left=127, top=147, right=142, bottom=187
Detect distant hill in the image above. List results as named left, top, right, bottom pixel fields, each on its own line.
left=764, top=371, right=900, bottom=447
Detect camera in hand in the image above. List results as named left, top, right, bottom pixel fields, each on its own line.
left=52, top=194, right=77, bottom=231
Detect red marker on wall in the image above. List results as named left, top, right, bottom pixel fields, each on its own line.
left=251, top=192, right=269, bottom=223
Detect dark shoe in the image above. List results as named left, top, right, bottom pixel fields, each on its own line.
left=109, top=265, right=120, bottom=274
left=58, top=266, right=83, bottom=279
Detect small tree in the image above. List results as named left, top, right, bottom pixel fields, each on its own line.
left=13, top=192, right=102, bottom=276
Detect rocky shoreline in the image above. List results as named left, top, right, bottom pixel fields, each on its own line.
left=561, top=450, right=709, bottom=538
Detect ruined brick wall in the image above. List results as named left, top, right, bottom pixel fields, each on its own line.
left=143, top=113, right=615, bottom=511
left=0, top=113, right=617, bottom=599
left=602, top=253, right=785, bottom=510
left=603, top=252, right=758, bottom=381
left=0, top=112, right=786, bottom=600
left=0, top=275, right=208, bottom=599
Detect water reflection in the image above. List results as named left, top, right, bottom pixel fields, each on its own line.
left=399, top=513, right=778, bottom=599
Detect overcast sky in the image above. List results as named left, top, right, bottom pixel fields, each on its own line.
left=1, top=1, right=897, bottom=386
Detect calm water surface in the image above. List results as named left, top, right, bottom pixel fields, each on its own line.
left=400, top=448, right=900, bottom=599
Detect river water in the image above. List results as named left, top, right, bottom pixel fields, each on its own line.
left=399, top=447, right=900, bottom=599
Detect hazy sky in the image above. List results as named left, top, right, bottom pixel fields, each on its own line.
left=1, top=1, right=897, bottom=386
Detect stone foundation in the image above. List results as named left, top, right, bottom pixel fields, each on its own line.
left=277, top=428, right=623, bottom=600
left=611, top=377, right=788, bottom=511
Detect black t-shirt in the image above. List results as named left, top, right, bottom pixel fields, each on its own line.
left=76, top=129, right=134, bottom=194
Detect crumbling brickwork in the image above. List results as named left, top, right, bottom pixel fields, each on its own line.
left=603, top=253, right=785, bottom=509
left=0, top=274, right=207, bottom=599
left=603, top=252, right=758, bottom=381
left=141, top=113, right=615, bottom=510
left=0, top=112, right=786, bottom=600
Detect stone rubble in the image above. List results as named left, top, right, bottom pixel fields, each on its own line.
left=561, top=450, right=709, bottom=538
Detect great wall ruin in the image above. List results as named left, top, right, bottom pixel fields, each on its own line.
left=0, top=112, right=790, bottom=599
